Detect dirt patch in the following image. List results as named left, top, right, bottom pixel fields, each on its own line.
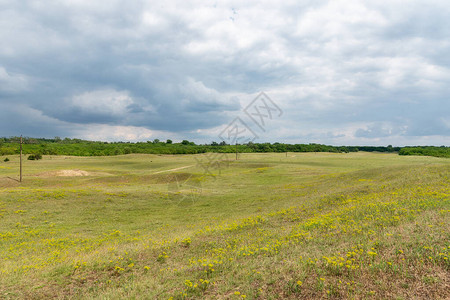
left=43, top=170, right=92, bottom=177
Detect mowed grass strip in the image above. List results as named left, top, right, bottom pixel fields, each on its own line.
left=0, top=153, right=448, bottom=299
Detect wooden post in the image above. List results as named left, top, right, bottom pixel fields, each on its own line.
left=20, top=136, right=23, bottom=182
left=235, top=142, right=238, bottom=160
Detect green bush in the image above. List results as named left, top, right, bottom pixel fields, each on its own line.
left=4, top=157, right=9, bottom=162
left=28, top=153, right=43, bottom=160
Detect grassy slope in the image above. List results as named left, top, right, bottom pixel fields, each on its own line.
left=0, top=153, right=448, bottom=299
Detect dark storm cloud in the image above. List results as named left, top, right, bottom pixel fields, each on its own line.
left=0, top=0, right=449, bottom=145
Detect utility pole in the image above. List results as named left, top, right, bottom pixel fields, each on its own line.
left=20, top=136, right=23, bottom=182
left=235, top=142, right=238, bottom=160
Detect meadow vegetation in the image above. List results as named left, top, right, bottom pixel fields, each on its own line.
left=0, top=152, right=448, bottom=299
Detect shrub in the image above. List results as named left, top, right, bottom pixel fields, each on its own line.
left=28, top=153, right=43, bottom=160
left=4, top=157, right=9, bottom=162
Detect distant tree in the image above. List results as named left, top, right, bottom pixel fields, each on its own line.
left=219, top=141, right=227, bottom=146
left=340, top=147, right=349, bottom=153
left=4, top=158, right=9, bottom=162
left=166, top=139, right=173, bottom=144
left=153, top=139, right=160, bottom=144
left=181, top=140, right=190, bottom=145
left=211, top=141, right=219, bottom=146
left=27, top=153, right=42, bottom=160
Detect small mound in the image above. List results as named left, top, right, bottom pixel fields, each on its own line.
left=52, top=169, right=91, bottom=177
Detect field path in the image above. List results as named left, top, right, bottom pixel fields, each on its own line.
left=152, top=165, right=195, bottom=174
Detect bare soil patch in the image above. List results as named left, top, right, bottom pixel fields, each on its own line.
left=41, top=169, right=92, bottom=177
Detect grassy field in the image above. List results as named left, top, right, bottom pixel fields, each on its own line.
left=0, top=152, right=448, bottom=299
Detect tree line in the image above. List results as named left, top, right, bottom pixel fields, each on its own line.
left=1, top=137, right=447, bottom=158
left=399, top=146, right=450, bottom=158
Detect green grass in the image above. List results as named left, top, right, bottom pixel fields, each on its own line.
left=0, top=152, right=449, bottom=299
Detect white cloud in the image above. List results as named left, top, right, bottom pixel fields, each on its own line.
left=73, top=124, right=172, bottom=142
left=375, top=56, right=450, bottom=90
left=0, top=66, right=28, bottom=93
left=295, top=0, right=388, bottom=39
left=179, top=78, right=239, bottom=111
left=70, top=89, right=134, bottom=116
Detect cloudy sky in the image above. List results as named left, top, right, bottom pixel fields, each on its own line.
left=1, top=0, right=449, bottom=146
